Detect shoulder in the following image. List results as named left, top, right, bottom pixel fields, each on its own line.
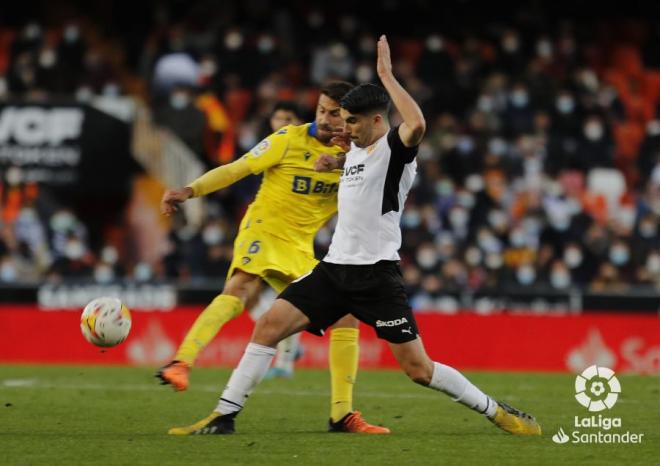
left=386, top=126, right=418, bottom=163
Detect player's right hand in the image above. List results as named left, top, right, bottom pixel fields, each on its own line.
left=160, top=187, right=193, bottom=216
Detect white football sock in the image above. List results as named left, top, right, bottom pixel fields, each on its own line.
left=273, top=333, right=301, bottom=372
left=430, top=362, right=498, bottom=418
left=216, top=343, right=276, bottom=415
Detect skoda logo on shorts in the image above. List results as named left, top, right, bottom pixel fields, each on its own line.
left=574, top=365, right=621, bottom=412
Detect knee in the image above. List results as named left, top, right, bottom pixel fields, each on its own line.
left=253, top=313, right=283, bottom=347
left=401, top=360, right=433, bottom=386
left=332, top=314, right=359, bottom=329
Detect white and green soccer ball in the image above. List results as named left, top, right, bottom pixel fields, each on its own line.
left=80, top=297, right=132, bottom=347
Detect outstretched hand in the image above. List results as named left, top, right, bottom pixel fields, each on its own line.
left=160, top=187, right=193, bottom=216
left=377, top=34, right=393, bottom=78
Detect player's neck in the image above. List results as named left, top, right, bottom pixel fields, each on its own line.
left=366, top=125, right=389, bottom=146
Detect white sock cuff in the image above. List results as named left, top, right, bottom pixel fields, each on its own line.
left=246, top=342, right=277, bottom=356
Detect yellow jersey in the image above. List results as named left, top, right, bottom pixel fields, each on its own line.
left=239, top=123, right=343, bottom=250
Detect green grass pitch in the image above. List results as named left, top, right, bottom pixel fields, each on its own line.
left=1, top=365, right=657, bottom=465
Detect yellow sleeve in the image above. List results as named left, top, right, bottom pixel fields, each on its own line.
left=187, top=158, right=252, bottom=197
left=240, top=131, right=289, bottom=174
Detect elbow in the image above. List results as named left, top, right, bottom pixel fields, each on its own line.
left=410, top=120, right=426, bottom=141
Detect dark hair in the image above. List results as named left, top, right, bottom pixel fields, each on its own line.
left=320, top=81, right=354, bottom=103
left=271, top=101, right=302, bottom=119
left=340, top=83, right=391, bottom=115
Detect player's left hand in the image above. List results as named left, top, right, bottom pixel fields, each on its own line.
left=330, top=131, right=351, bottom=152
left=377, top=34, right=393, bottom=78
left=314, top=153, right=340, bottom=172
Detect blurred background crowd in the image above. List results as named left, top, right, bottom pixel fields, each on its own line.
left=0, top=1, right=658, bottom=304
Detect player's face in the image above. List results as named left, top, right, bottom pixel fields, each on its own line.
left=315, top=94, right=343, bottom=143
left=340, top=108, right=375, bottom=148
left=270, top=110, right=301, bottom=132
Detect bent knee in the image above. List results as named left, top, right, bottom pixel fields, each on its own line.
left=401, top=362, right=433, bottom=386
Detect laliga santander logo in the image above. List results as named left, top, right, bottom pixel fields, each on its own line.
left=574, top=365, right=621, bottom=412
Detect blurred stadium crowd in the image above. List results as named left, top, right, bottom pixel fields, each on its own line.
left=0, top=1, right=658, bottom=302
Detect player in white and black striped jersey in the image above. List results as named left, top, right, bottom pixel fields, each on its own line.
left=169, top=35, right=542, bottom=437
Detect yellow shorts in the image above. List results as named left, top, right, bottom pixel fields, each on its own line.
left=227, top=224, right=318, bottom=294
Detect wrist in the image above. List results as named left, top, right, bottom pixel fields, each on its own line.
left=184, top=186, right=194, bottom=198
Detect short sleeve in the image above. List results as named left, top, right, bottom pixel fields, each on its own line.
left=386, top=126, right=418, bottom=163
left=241, top=131, right=289, bottom=174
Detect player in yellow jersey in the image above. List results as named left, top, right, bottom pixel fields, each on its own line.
left=158, top=82, right=389, bottom=434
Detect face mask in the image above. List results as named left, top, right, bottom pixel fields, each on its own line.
left=239, top=129, right=258, bottom=151
left=51, top=212, right=75, bottom=232
left=402, top=210, right=421, bottom=229
left=639, top=222, right=657, bottom=238
left=522, top=217, right=542, bottom=236
left=65, top=241, right=85, bottom=260
left=355, top=64, right=374, bottom=83
left=477, top=95, right=494, bottom=113
left=509, top=229, right=526, bottom=247
left=170, top=92, right=190, bottom=110
left=456, top=192, right=475, bottom=209
left=0, top=261, right=17, bottom=282
left=225, top=31, right=244, bottom=50
left=134, top=263, right=153, bottom=282
left=94, top=265, right=114, bottom=284
left=485, top=253, right=503, bottom=269
left=426, top=35, right=444, bottom=52
left=456, top=136, right=475, bottom=154
left=257, top=36, right=275, bottom=53
left=75, top=86, right=94, bottom=102
left=647, top=254, right=660, bottom=274
left=516, top=266, right=536, bottom=285
left=488, top=210, right=508, bottom=229
left=609, top=246, right=630, bottom=265
left=549, top=212, right=570, bottom=232
left=435, top=180, right=454, bottom=196
left=465, top=247, right=482, bottom=266
left=646, top=120, right=660, bottom=137
left=39, top=49, right=56, bottom=68
left=510, top=90, right=528, bottom=108
left=584, top=122, right=604, bottom=141
left=536, top=40, right=553, bottom=58
left=416, top=249, right=438, bottom=270
left=478, top=232, right=501, bottom=254
left=449, top=207, right=469, bottom=229
left=101, top=246, right=118, bottom=265
left=203, top=226, right=224, bottom=245
left=488, top=138, right=507, bottom=156
left=502, top=35, right=519, bottom=53
left=18, top=208, right=37, bottom=223
left=465, top=174, right=484, bottom=192
left=551, top=271, right=571, bottom=289
left=556, top=96, right=575, bottom=114
left=564, top=248, right=583, bottom=268
left=64, top=25, right=79, bottom=43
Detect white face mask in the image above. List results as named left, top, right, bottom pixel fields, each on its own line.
left=202, top=226, right=224, bottom=245
left=402, top=210, right=421, bottom=229
left=0, top=261, right=17, bottom=282
left=639, top=221, right=657, bottom=238
left=609, top=246, right=630, bottom=266
left=488, top=210, right=508, bottom=229
left=416, top=248, right=439, bottom=270
left=550, top=270, right=571, bottom=289
left=134, top=263, right=153, bottom=282
left=510, top=90, right=529, bottom=108
left=647, top=254, right=660, bottom=274
left=556, top=95, right=575, bottom=114
left=564, top=248, right=583, bottom=268
left=170, top=92, right=190, bottom=110
left=509, top=229, right=527, bottom=247
left=94, top=265, right=115, bottom=284
left=65, top=241, right=85, bottom=260
left=477, top=95, right=494, bottom=113
left=449, top=207, right=469, bottom=229
left=516, top=266, right=536, bottom=285
left=101, top=246, right=118, bottom=265
left=465, top=247, right=482, bottom=266
left=584, top=122, right=604, bottom=141
left=485, top=253, right=503, bottom=269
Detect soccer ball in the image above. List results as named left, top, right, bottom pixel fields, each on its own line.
left=80, top=297, right=132, bottom=347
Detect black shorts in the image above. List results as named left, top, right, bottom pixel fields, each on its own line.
left=279, top=260, right=419, bottom=343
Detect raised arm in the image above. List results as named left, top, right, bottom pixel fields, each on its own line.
left=376, top=34, right=426, bottom=147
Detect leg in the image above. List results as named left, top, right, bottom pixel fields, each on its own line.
left=168, top=299, right=309, bottom=435
left=157, top=270, right=261, bottom=391
left=388, top=338, right=541, bottom=435
left=328, top=314, right=360, bottom=422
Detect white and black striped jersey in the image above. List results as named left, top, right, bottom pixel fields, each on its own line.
left=324, top=126, right=418, bottom=265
